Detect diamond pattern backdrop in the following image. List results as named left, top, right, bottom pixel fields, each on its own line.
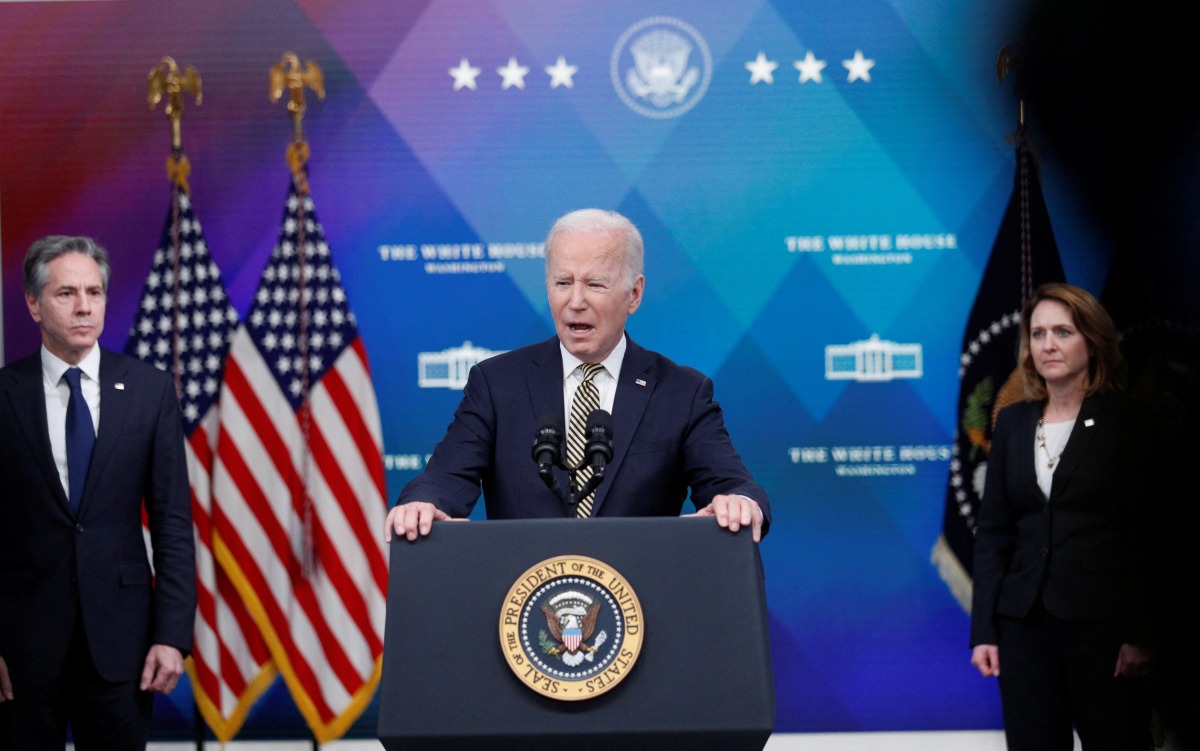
left=2, top=0, right=1156, bottom=739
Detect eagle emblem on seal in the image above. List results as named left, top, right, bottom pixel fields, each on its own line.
left=611, top=16, right=712, bottom=119
left=539, top=590, right=608, bottom=667
left=625, top=28, right=699, bottom=107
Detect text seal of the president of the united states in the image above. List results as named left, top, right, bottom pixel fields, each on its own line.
left=499, top=555, right=644, bottom=700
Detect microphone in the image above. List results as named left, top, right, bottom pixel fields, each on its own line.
left=532, top=413, right=568, bottom=504
left=583, top=409, right=613, bottom=473
left=532, top=413, right=564, bottom=469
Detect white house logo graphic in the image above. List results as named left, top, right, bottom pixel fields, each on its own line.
left=825, top=334, right=923, bottom=382
left=418, top=341, right=506, bottom=389
left=611, top=16, right=712, bottom=119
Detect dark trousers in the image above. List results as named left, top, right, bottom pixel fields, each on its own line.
left=0, top=614, right=152, bottom=751
left=997, top=605, right=1152, bottom=751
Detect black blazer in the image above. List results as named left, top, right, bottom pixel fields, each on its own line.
left=0, top=348, right=196, bottom=686
left=970, top=392, right=1152, bottom=647
left=397, top=335, right=770, bottom=532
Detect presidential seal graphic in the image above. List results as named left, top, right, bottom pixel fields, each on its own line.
left=499, top=555, right=644, bottom=701
left=610, top=16, right=712, bottom=119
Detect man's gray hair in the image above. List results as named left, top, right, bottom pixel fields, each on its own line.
left=24, top=235, right=111, bottom=299
left=544, top=209, right=644, bottom=289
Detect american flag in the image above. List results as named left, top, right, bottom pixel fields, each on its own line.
left=125, top=181, right=275, bottom=742
left=209, top=172, right=388, bottom=742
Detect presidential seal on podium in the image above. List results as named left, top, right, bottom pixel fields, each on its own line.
left=499, top=555, right=644, bottom=701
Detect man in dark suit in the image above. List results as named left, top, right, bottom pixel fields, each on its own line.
left=385, top=208, right=768, bottom=543
left=0, top=236, right=196, bottom=750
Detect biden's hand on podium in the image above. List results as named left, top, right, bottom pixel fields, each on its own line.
left=690, top=494, right=764, bottom=543
left=385, top=501, right=455, bottom=542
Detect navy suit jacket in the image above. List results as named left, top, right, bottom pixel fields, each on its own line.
left=397, top=335, right=770, bottom=533
left=970, top=392, right=1153, bottom=647
left=0, top=347, right=196, bottom=687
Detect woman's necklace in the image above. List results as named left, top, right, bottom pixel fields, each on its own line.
left=1036, top=407, right=1075, bottom=469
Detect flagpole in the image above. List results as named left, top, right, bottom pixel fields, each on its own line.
left=194, top=704, right=205, bottom=751
left=148, top=56, right=203, bottom=400
left=934, top=39, right=1068, bottom=611
left=996, top=41, right=1024, bottom=128
left=218, top=52, right=384, bottom=743
left=270, top=52, right=324, bottom=199
left=997, top=41, right=1040, bottom=306
left=149, top=55, right=206, bottom=751
left=270, top=52, right=325, bottom=583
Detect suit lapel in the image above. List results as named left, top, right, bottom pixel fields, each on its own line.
left=592, top=335, right=655, bottom=515
left=1014, top=400, right=1046, bottom=502
left=81, top=349, right=134, bottom=515
left=3, top=355, right=69, bottom=511
left=524, top=337, right=566, bottom=424
left=525, top=334, right=655, bottom=515
left=1046, top=394, right=1103, bottom=501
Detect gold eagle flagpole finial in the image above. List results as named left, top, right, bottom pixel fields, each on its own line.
left=148, top=56, right=202, bottom=193
left=270, top=52, right=324, bottom=197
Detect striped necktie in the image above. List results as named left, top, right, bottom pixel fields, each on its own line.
left=63, top=367, right=95, bottom=517
left=566, top=363, right=603, bottom=517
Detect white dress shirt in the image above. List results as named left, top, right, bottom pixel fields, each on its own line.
left=559, top=333, right=626, bottom=421
left=41, top=345, right=101, bottom=497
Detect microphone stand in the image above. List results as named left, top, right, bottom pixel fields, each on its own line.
left=533, top=409, right=612, bottom=516
left=537, top=459, right=606, bottom=517
left=537, top=459, right=569, bottom=505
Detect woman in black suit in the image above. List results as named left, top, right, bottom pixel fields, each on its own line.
left=970, top=282, right=1154, bottom=751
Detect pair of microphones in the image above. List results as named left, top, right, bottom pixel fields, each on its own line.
left=531, top=410, right=613, bottom=516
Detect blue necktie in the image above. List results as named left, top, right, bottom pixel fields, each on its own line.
left=63, top=367, right=95, bottom=516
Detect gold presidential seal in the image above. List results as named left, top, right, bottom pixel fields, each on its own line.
left=499, top=555, right=644, bottom=701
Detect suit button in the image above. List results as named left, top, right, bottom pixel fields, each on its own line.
left=75, top=523, right=84, bottom=533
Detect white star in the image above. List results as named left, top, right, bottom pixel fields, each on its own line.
left=449, top=58, right=481, bottom=91
left=545, top=56, right=578, bottom=89
left=497, top=57, right=530, bottom=90
left=794, top=51, right=827, bottom=84
left=843, top=50, right=875, bottom=83
left=745, top=52, right=778, bottom=85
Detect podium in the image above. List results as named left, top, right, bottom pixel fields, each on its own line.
left=377, top=516, right=775, bottom=750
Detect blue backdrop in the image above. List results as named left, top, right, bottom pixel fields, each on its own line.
left=3, top=0, right=1165, bottom=740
